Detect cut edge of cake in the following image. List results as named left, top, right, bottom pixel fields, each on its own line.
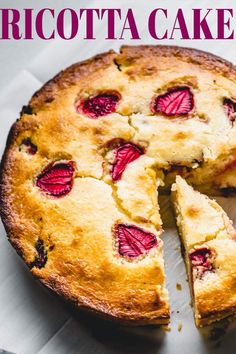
left=171, top=175, right=236, bottom=327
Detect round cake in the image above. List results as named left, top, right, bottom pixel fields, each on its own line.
left=1, top=45, right=236, bottom=325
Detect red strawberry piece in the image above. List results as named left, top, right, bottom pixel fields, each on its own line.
left=76, top=92, right=120, bottom=118
left=21, top=138, right=37, bottom=155
left=36, top=161, right=75, bottom=197
left=111, top=143, right=144, bottom=181
left=190, top=247, right=215, bottom=279
left=152, top=86, right=194, bottom=116
left=30, top=239, right=47, bottom=269
left=223, top=98, right=236, bottom=124
left=190, top=248, right=211, bottom=267
left=115, top=224, right=158, bottom=259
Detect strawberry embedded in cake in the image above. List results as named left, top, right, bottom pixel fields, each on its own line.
left=152, top=86, right=194, bottom=117
left=111, top=143, right=144, bottom=181
left=189, top=247, right=215, bottom=280
left=114, top=223, right=159, bottom=259
left=76, top=92, right=120, bottom=118
left=223, top=98, right=236, bottom=124
left=36, top=161, right=75, bottom=197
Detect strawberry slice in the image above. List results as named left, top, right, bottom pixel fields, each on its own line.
left=36, top=161, right=75, bottom=197
left=111, top=143, right=144, bottom=181
left=190, top=247, right=211, bottom=267
left=223, top=98, right=236, bottom=124
left=76, top=92, right=120, bottom=118
left=115, top=224, right=158, bottom=259
left=152, top=86, right=194, bottom=116
left=190, top=247, right=215, bottom=280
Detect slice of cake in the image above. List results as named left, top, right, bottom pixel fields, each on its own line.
left=172, top=176, right=236, bottom=326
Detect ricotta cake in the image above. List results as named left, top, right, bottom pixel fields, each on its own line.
left=1, top=45, right=236, bottom=325
left=172, top=176, right=236, bottom=326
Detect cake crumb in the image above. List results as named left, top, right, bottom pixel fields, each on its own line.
left=162, top=325, right=171, bottom=332
left=176, top=283, right=182, bottom=291
left=178, top=323, right=183, bottom=332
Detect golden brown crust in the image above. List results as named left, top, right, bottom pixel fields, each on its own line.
left=119, top=45, right=236, bottom=79
left=0, top=122, right=25, bottom=256
left=40, top=274, right=169, bottom=325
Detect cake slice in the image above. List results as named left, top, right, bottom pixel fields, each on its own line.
left=171, top=176, right=236, bottom=326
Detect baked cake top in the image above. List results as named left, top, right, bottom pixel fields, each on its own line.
left=1, top=45, right=236, bottom=324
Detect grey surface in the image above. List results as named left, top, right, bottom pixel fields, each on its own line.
left=1, top=1, right=236, bottom=353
